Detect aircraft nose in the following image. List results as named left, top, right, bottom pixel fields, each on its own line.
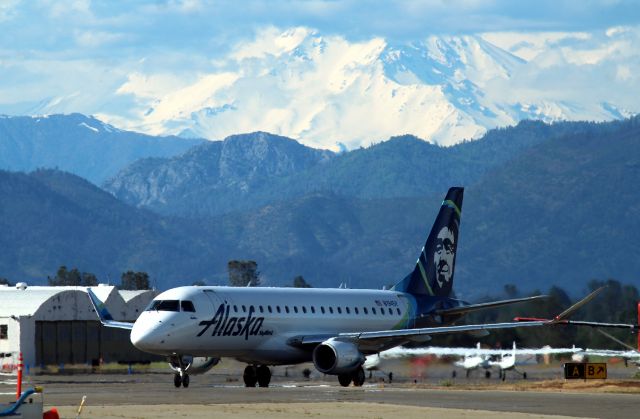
left=130, top=320, right=161, bottom=352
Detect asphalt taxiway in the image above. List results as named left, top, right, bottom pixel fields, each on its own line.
left=3, top=372, right=639, bottom=419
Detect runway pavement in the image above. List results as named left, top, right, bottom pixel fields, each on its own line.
left=2, top=372, right=639, bottom=419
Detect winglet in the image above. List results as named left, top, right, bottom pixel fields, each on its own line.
left=86, top=288, right=134, bottom=330
left=550, top=287, right=606, bottom=323
left=87, top=288, right=115, bottom=321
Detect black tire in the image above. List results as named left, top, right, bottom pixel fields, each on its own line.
left=352, top=367, right=365, bottom=387
left=523, top=372, right=527, bottom=379
left=465, top=369, right=470, bottom=378
left=452, top=370, right=457, bottom=378
left=243, top=365, right=258, bottom=387
left=173, top=374, right=182, bottom=388
left=182, top=374, right=190, bottom=388
left=501, top=372, right=506, bottom=381
left=338, top=373, right=351, bottom=387
left=485, top=370, right=491, bottom=379
left=257, top=365, right=271, bottom=388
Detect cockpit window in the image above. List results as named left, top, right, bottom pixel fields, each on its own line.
left=146, top=300, right=180, bottom=312
left=181, top=301, right=196, bottom=312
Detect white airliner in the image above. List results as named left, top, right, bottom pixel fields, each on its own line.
left=87, top=187, right=602, bottom=388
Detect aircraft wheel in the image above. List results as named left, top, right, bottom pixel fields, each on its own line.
left=243, top=365, right=258, bottom=387
left=257, top=365, right=271, bottom=388
left=523, top=372, right=527, bottom=380
left=501, top=372, right=506, bottom=381
left=173, top=373, right=182, bottom=388
left=485, top=370, right=491, bottom=379
left=338, top=373, right=352, bottom=387
left=182, top=374, right=190, bottom=388
left=465, top=370, right=470, bottom=378
left=352, top=366, right=365, bottom=387
left=452, top=370, right=457, bottom=378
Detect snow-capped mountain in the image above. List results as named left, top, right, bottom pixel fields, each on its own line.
left=6, top=27, right=637, bottom=151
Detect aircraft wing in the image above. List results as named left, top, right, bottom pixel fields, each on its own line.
left=579, top=348, right=640, bottom=358
left=434, top=295, right=548, bottom=317
left=87, top=288, right=134, bottom=330
left=290, top=288, right=603, bottom=353
left=369, top=345, right=582, bottom=358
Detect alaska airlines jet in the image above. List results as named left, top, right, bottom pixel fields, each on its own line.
left=87, top=187, right=597, bottom=388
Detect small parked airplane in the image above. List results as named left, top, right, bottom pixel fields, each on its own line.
left=87, top=187, right=601, bottom=388
left=454, top=342, right=492, bottom=378
left=364, top=341, right=580, bottom=379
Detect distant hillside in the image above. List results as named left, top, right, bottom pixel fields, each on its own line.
left=0, top=169, right=226, bottom=285
left=105, top=120, right=593, bottom=217
left=104, top=131, right=335, bottom=216
left=1, top=118, right=639, bottom=297
left=460, top=117, right=640, bottom=296
left=0, top=114, right=203, bottom=184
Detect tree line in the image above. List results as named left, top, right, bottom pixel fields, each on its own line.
left=431, top=278, right=639, bottom=351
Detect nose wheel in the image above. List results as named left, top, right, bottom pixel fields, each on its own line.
left=173, top=372, right=190, bottom=388
left=171, top=354, right=191, bottom=388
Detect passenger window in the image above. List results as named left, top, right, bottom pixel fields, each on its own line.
left=276, top=306, right=281, bottom=313
left=181, top=301, right=196, bottom=312
left=321, top=307, right=325, bottom=314
left=242, top=305, right=246, bottom=313
left=268, top=306, right=273, bottom=313
left=329, top=307, right=334, bottom=314
left=157, top=300, right=180, bottom=312
left=337, top=307, right=342, bottom=314
left=302, top=306, right=307, bottom=314
left=346, top=307, right=350, bottom=314
left=311, top=306, right=315, bottom=314
left=355, top=307, right=359, bottom=314
left=294, top=306, right=299, bottom=313
left=259, top=306, right=264, bottom=313
left=250, top=305, right=255, bottom=312
left=372, top=308, right=377, bottom=314
left=397, top=308, right=401, bottom=315
left=388, top=308, right=393, bottom=315
left=233, top=305, right=238, bottom=313
left=363, top=307, right=368, bottom=314
left=285, top=306, right=290, bottom=313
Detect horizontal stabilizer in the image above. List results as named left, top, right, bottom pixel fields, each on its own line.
left=435, top=295, right=548, bottom=317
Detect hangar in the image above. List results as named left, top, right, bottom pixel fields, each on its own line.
left=0, top=283, right=160, bottom=370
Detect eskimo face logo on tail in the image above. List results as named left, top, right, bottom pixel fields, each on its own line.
left=197, top=304, right=270, bottom=340
left=433, top=226, right=455, bottom=288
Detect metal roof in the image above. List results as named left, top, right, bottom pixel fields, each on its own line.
left=0, top=285, right=155, bottom=318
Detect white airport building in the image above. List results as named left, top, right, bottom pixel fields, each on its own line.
left=0, top=283, right=159, bottom=371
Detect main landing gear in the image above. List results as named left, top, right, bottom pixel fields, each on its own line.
left=243, top=365, right=272, bottom=387
left=337, top=365, right=365, bottom=387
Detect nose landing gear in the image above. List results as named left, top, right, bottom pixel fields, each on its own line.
left=173, top=372, right=190, bottom=388
left=170, top=354, right=191, bottom=388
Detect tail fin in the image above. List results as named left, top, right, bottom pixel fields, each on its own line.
left=393, top=187, right=463, bottom=297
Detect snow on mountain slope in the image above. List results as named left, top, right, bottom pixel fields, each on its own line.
left=11, top=27, right=637, bottom=151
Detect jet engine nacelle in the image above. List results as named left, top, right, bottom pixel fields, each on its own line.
left=169, top=355, right=220, bottom=375
left=313, top=338, right=364, bottom=375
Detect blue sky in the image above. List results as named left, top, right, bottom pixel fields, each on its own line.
left=1, top=1, right=639, bottom=148
left=2, top=0, right=639, bottom=59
